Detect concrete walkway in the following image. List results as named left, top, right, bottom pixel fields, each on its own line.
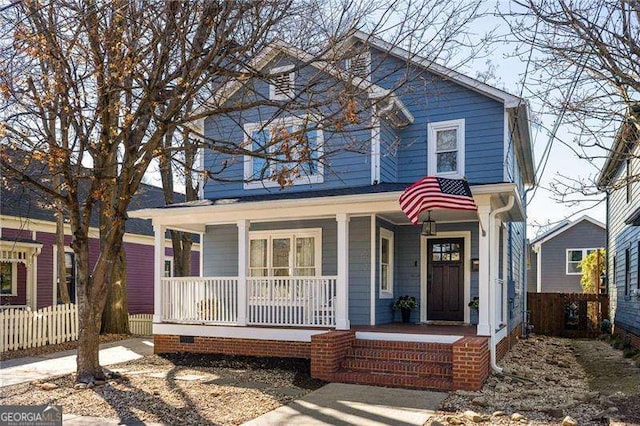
left=243, top=383, right=447, bottom=426
left=0, top=338, right=154, bottom=387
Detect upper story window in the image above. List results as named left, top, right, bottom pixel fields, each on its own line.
left=269, top=65, right=295, bottom=100
left=346, top=51, right=370, bottom=80
left=0, top=262, right=17, bottom=296
left=379, top=227, right=394, bottom=299
left=243, top=118, right=324, bottom=189
left=249, top=229, right=321, bottom=277
left=428, top=119, right=465, bottom=178
left=566, top=248, right=598, bottom=275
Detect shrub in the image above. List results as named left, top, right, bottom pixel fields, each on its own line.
left=600, top=319, right=612, bottom=334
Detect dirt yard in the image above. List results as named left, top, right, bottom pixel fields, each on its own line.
left=428, top=336, right=640, bottom=425
left=0, top=353, right=325, bottom=425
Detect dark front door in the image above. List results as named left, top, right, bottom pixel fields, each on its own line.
left=427, top=238, right=464, bottom=321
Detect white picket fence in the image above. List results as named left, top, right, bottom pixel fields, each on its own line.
left=129, top=313, right=153, bottom=336
left=0, top=305, right=154, bottom=352
left=0, top=304, right=78, bottom=352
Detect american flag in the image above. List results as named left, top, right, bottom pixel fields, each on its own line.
left=399, top=176, right=477, bottom=225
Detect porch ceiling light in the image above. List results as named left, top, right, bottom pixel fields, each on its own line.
left=421, top=212, right=437, bottom=236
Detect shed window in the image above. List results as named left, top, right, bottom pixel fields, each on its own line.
left=566, top=248, right=598, bottom=275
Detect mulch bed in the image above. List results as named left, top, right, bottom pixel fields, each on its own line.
left=0, top=334, right=130, bottom=361
left=0, top=353, right=325, bottom=425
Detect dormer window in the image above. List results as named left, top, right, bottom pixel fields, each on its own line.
left=346, top=51, right=370, bottom=80
left=269, top=65, right=295, bottom=100
left=428, top=119, right=465, bottom=178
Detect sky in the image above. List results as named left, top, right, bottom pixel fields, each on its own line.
left=457, top=3, right=607, bottom=238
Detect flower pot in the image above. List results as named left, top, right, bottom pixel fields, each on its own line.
left=401, top=308, right=411, bottom=323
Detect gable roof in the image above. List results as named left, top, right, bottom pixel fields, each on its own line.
left=344, top=31, right=536, bottom=185
left=531, top=215, right=605, bottom=247
left=200, top=39, right=414, bottom=126
left=597, top=104, right=640, bottom=188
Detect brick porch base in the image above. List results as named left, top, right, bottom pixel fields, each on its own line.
left=154, top=330, right=492, bottom=391
left=496, top=323, right=523, bottom=362
left=614, top=323, right=640, bottom=350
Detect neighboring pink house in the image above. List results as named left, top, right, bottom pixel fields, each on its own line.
left=0, top=182, right=199, bottom=313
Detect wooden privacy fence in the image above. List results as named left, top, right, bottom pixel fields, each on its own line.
left=129, top=313, right=153, bottom=336
left=527, top=292, right=609, bottom=338
left=0, top=304, right=78, bottom=352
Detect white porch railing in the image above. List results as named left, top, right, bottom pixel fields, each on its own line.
left=160, top=276, right=337, bottom=327
left=161, top=277, right=239, bottom=324
left=247, top=276, right=337, bottom=327
left=495, top=278, right=505, bottom=326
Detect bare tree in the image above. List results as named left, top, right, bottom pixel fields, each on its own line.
left=501, top=0, right=640, bottom=200
left=1, top=0, right=487, bottom=384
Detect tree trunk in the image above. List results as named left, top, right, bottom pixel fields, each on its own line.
left=74, top=237, right=106, bottom=383
left=101, top=249, right=129, bottom=334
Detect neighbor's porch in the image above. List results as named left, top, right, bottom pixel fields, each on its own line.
left=135, top=184, right=522, bottom=341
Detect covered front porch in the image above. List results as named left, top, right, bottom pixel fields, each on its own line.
left=131, top=183, right=523, bottom=343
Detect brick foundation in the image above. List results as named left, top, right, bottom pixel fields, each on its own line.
left=154, top=334, right=311, bottom=358
left=496, top=323, right=523, bottom=362
left=613, top=323, right=640, bottom=350
left=310, top=330, right=356, bottom=379
left=451, top=337, right=490, bottom=391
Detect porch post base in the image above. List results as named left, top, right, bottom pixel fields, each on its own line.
left=335, top=319, right=350, bottom=330
left=476, top=324, right=491, bottom=336
left=153, top=315, right=162, bottom=323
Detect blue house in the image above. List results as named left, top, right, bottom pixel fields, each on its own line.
left=598, top=105, right=640, bottom=349
left=131, top=32, right=536, bottom=390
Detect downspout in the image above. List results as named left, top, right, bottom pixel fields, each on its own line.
left=488, top=195, right=515, bottom=373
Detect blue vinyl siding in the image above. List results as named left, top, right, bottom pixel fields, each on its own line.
left=608, top=152, right=640, bottom=336
left=349, top=216, right=372, bottom=326
left=203, top=224, right=238, bottom=276
left=508, top=221, right=526, bottom=330
left=370, top=50, right=505, bottom=185
left=203, top=54, right=372, bottom=200
left=379, top=120, right=397, bottom=183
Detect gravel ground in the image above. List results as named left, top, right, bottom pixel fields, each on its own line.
left=428, top=336, right=631, bottom=425
left=0, top=334, right=129, bottom=361
left=0, top=353, right=325, bottom=425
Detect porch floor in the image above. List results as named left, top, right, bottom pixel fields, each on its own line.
left=352, top=323, right=477, bottom=336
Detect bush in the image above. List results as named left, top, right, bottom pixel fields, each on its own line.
left=623, top=348, right=639, bottom=358
left=600, top=319, right=612, bottom=334
left=611, top=337, right=624, bottom=349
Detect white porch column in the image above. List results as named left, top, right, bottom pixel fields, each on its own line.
left=25, top=257, right=33, bottom=309
left=490, top=219, right=502, bottom=328
left=336, top=213, right=350, bottom=330
left=31, top=253, right=38, bottom=309
left=477, top=204, right=491, bottom=336
left=153, top=224, right=165, bottom=323
left=237, top=219, right=249, bottom=326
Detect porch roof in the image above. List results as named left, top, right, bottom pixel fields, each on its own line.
left=129, top=182, right=524, bottom=231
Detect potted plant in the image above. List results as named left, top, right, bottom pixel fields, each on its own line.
left=468, top=297, right=479, bottom=311
left=392, top=295, right=418, bottom=323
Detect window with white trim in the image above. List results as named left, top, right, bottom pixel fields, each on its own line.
left=566, top=248, right=599, bottom=275
left=346, top=51, right=370, bottom=80
left=0, top=262, right=17, bottom=296
left=269, top=65, right=295, bottom=100
left=164, top=258, right=174, bottom=277
left=249, top=229, right=321, bottom=277
left=379, top=228, right=394, bottom=298
left=428, top=119, right=465, bottom=177
left=243, top=118, right=324, bottom=188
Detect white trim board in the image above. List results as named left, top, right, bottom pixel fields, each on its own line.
left=153, top=323, right=327, bottom=342
left=355, top=331, right=463, bottom=344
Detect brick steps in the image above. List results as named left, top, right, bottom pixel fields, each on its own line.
left=341, top=358, right=452, bottom=378
left=333, top=338, right=455, bottom=390
left=332, top=370, right=453, bottom=391
left=346, top=347, right=452, bottom=363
